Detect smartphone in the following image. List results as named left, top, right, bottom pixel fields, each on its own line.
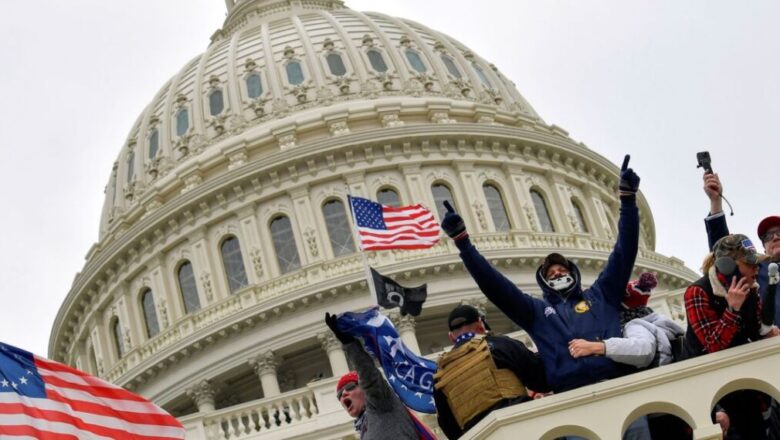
left=696, top=151, right=713, bottom=174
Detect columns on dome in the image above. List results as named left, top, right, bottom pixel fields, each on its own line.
left=318, top=331, right=349, bottom=376
left=389, top=312, right=420, bottom=355
left=249, top=351, right=281, bottom=398
left=186, top=379, right=217, bottom=413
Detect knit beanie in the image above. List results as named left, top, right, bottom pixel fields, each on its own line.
left=337, top=371, right=359, bottom=392
left=622, top=272, right=657, bottom=309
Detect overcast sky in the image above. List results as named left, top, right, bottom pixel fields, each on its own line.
left=0, top=1, right=777, bottom=357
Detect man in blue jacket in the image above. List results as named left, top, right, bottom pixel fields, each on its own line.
left=702, top=172, right=780, bottom=324
left=440, top=155, right=640, bottom=392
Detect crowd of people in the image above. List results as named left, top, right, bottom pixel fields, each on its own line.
left=324, top=156, right=780, bottom=440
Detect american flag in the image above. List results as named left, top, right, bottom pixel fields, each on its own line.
left=0, top=341, right=184, bottom=439
left=348, top=196, right=440, bottom=251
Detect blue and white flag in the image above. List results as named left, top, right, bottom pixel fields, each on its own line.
left=337, top=307, right=437, bottom=413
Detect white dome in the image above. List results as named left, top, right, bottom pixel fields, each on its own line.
left=100, top=0, right=538, bottom=238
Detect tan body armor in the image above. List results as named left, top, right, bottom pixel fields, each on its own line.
left=434, top=335, right=527, bottom=429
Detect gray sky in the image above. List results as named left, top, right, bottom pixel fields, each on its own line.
left=0, top=1, right=777, bottom=357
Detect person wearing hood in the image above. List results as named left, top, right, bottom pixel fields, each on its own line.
left=440, top=154, right=640, bottom=393
left=568, top=272, right=685, bottom=369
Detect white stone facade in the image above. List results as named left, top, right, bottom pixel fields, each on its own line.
left=49, top=1, right=708, bottom=439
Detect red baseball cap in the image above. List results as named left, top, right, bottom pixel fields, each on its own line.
left=758, top=216, right=780, bottom=240
left=337, top=371, right=359, bottom=392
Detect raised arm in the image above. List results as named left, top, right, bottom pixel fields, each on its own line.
left=703, top=173, right=730, bottom=250
left=441, top=201, right=541, bottom=330
left=592, top=155, right=640, bottom=308
left=325, top=313, right=395, bottom=412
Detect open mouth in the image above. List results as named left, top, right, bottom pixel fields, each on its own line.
left=344, top=398, right=353, bottom=411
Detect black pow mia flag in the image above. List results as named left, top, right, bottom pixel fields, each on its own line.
left=370, top=267, right=428, bottom=317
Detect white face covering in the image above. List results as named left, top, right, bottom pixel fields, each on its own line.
left=547, top=274, right=575, bottom=291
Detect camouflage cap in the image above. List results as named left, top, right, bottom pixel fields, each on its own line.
left=713, top=234, right=769, bottom=265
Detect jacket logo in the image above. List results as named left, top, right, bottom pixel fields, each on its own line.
left=574, top=300, right=590, bottom=314
left=544, top=306, right=556, bottom=317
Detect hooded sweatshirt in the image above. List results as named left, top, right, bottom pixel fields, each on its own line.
left=454, top=197, right=639, bottom=392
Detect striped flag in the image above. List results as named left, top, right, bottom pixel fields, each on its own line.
left=348, top=196, right=440, bottom=251
left=0, top=341, right=184, bottom=439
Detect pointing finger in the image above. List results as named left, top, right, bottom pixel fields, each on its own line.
left=621, top=154, right=631, bottom=172
left=443, top=200, right=455, bottom=213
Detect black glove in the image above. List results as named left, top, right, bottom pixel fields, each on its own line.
left=325, top=312, right=354, bottom=344
left=618, top=154, right=640, bottom=197
left=441, top=200, right=468, bottom=241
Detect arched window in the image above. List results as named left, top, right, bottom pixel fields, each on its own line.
left=323, top=200, right=355, bottom=257
left=326, top=53, right=347, bottom=76
left=88, top=345, right=98, bottom=375
left=441, top=54, right=462, bottom=79
left=126, top=151, right=135, bottom=183
left=221, top=236, right=249, bottom=293
left=112, top=318, right=125, bottom=358
left=367, top=49, right=388, bottom=73
left=405, top=49, right=427, bottom=73
left=141, top=289, right=160, bottom=338
left=431, top=183, right=455, bottom=219
left=148, top=129, right=159, bottom=159
left=177, top=261, right=201, bottom=314
left=286, top=61, right=305, bottom=85
left=270, top=216, right=301, bottom=273
left=176, top=108, right=189, bottom=137
left=247, top=73, right=263, bottom=98
left=571, top=199, right=589, bottom=233
left=377, top=188, right=400, bottom=207
left=209, top=89, right=224, bottom=116
left=472, top=62, right=492, bottom=88
left=483, top=184, right=511, bottom=231
left=530, top=190, right=555, bottom=232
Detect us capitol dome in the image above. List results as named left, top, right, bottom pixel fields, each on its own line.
left=48, top=0, right=759, bottom=438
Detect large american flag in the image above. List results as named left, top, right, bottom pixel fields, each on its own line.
left=0, top=341, right=184, bottom=439
left=348, top=196, right=440, bottom=251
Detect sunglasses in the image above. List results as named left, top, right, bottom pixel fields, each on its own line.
left=762, top=230, right=780, bottom=243
left=337, top=381, right=358, bottom=400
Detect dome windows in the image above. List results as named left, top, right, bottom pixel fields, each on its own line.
left=271, top=215, right=301, bottom=274
left=126, top=151, right=135, bottom=183
left=176, top=108, right=190, bottom=137
left=405, top=49, right=427, bottom=73
left=323, top=199, right=355, bottom=257
left=141, top=289, right=160, bottom=338
left=286, top=61, right=305, bottom=85
left=571, top=199, right=589, bottom=233
left=367, top=49, right=388, bottom=73
left=377, top=188, right=400, bottom=207
left=177, top=261, right=201, bottom=314
left=431, top=183, right=456, bottom=219
left=472, top=62, right=492, bottom=88
left=209, top=89, right=225, bottom=116
left=441, top=54, right=462, bottom=79
left=246, top=73, right=263, bottom=99
left=112, top=318, right=125, bottom=358
left=326, top=53, right=347, bottom=77
left=483, top=184, right=511, bottom=231
left=148, top=129, right=159, bottom=159
left=530, top=189, right=555, bottom=233
left=220, top=236, right=249, bottom=293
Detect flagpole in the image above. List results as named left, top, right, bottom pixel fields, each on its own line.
left=346, top=192, right=380, bottom=303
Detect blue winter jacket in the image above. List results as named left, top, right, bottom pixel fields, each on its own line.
left=705, top=212, right=777, bottom=323
left=455, top=197, right=640, bottom=392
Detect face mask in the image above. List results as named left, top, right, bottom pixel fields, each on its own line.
left=547, top=274, right=574, bottom=291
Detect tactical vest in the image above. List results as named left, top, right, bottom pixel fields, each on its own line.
left=434, top=335, right=526, bottom=429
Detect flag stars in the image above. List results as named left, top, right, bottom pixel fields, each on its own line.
left=1, top=379, right=8, bottom=387
left=11, top=382, right=17, bottom=389
left=19, top=377, right=28, bottom=385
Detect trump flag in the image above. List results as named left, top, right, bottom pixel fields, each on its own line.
left=336, top=307, right=437, bottom=413
left=0, top=341, right=184, bottom=439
